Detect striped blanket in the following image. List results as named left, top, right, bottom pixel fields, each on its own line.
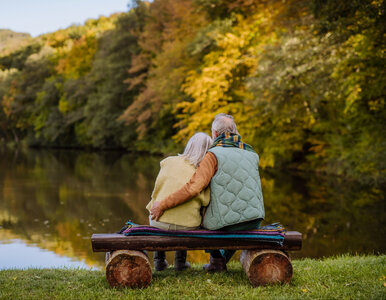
left=123, top=222, right=286, bottom=246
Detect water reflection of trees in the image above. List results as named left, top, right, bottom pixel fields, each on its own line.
left=0, top=149, right=160, bottom=267
left=262, top=169, right=385, bottom=258
left=0, top=148, right=384, bottom=268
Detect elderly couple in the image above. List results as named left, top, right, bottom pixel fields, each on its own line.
left=146, top=113, right=265, bottom=273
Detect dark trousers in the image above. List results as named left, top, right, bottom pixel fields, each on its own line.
left=207, top=219, right=262, bottom=262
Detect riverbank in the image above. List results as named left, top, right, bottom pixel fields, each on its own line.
left=0, top=255, right=384, bottom=299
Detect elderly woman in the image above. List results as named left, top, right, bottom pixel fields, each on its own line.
left=146, top=132, right=212, bottom=271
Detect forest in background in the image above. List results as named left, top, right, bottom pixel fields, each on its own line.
left=0, top=0, right=385, bottom=185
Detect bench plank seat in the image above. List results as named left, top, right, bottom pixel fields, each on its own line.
left=91, top=231, right=302, bottom=252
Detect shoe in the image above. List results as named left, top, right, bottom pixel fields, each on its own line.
left=203, top=256, right=227, bottom=273
left=154, top=251, right=169, bottom=271
left=174, top=250, right=191, bottom=271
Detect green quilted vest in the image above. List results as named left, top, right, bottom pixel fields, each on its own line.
left=202, top=147, right=265, bottom=230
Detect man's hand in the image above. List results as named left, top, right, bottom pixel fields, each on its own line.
left=150, top=201, right=165, bottom=221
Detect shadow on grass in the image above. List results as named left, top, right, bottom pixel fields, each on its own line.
left=150, top=263, right=251, bottom=286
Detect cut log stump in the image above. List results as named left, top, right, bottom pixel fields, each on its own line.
left=105, top=250, right=152, bottom=288
left=240, top=249, right=292, bottom=286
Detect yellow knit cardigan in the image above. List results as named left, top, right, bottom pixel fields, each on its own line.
left=146, top=156, right=210, bottom=227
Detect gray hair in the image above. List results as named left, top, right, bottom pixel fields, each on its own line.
left=179, top=132, right=213, bottom=167
left=211, top=113, right=239, bottom=135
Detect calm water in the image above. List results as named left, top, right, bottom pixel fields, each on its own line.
left=0, top=148, right=384, bottom=269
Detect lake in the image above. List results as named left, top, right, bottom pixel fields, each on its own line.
left=0, top=148, right=384, bottom=269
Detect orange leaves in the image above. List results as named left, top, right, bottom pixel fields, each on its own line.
left=119, top=0, right=209, bottom=144
left=1, top=79, right=17, bottom=118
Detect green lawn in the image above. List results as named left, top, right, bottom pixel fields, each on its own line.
left=0, top=255, right=385, bottom=300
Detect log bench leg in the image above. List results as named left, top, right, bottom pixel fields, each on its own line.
left=240, top=250, right=293, bottom=286
left=105, top=250, right=152, bottom=288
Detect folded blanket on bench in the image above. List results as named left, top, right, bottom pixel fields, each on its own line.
left=123, top=222, right=286, bottom=245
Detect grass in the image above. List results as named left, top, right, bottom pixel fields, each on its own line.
left=0, top=255, right=385, bottom=300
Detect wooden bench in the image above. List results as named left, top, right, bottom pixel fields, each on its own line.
left=91, top=231, right=302, bottom=288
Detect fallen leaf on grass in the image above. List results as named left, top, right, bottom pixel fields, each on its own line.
left=345, top=282, right=356, bottom=286
left=301, top=288, right=308, bottom=293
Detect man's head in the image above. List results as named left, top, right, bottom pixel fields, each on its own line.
left=211, top=113, right=238, bottom=139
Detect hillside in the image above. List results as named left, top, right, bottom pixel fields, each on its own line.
left=0, top=29, right=31, bottom=55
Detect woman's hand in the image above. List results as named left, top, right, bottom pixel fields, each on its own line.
left=150, top=202, right=164, bottom=221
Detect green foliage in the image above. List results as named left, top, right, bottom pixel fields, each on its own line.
left=0, top=0, right=384, bottom=184
left=119, top=0, right=209, bottom=152
left=0, top=43, right=41, bottom=70
left=80, top=12, right=144, bottom=149
left=311, top=0, right=384, bottom=38
left=193, top=0, right=258, bottom=20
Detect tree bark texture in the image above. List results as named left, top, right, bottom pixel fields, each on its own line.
left=105, top=250, right=152, bottom=288
left=240, top=249, right=293, bottom=286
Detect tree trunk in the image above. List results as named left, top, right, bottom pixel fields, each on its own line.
left=105, top=250, right=152, bottom=288
left=240, top=249, right=292, bottom=286
left=11, top=128, right=19, bottom=144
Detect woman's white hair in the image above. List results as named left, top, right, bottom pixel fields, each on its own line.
left=211, top=113, right=239, bottom=135
left=179, top=132, right=213, bottom=167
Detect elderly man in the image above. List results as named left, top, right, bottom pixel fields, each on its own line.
left=151, top=113, right=265, bottom=272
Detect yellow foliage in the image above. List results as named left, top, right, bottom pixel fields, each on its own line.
left=55, top=35, right=97, bottom=79
left=174, top=8, right=280, bottom=144
left=344, top=84, right=362, bottom=114
left=58, top=96, right=72, bottom=114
